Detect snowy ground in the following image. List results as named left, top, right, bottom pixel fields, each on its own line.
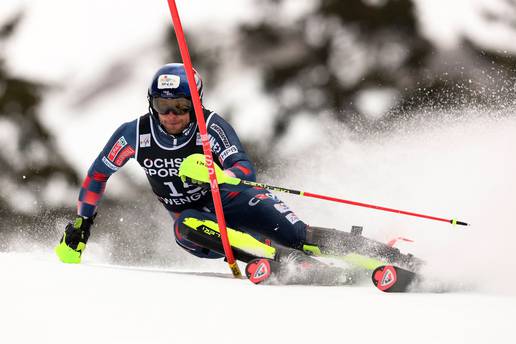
left=1, top=251, right=514, bottom=344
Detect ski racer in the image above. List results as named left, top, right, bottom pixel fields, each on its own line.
left=55, top=63, right=414, bottom=275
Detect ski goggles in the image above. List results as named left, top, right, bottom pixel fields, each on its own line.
left=152, top=97, right=192, bottom=115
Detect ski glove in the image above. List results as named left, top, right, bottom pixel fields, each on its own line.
left=54, top=215, right=94, bottom=264
left=179, top=153, right=240, bottom=186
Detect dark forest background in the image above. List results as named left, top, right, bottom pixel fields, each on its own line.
left=2, top=0, right=516, bottom=262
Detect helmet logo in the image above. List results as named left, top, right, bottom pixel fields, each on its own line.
left=157, top=74, right=180, bottom=89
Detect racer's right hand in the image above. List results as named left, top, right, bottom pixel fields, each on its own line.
left=179, top=153, right=240, bottom=185
left=54, top=216, right=94, bottom=264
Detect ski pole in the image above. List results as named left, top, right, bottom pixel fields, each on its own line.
left=238, top=180, right=469, bottom=227
left=166, top=0, right=241, bottom=277
left=180, top=154, right=470, bottom=227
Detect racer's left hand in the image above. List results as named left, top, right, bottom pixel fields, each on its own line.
left=55, top=215, right=94, bottom=264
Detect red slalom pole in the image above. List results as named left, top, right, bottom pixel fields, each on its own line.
left=166, top=0, right=241, bottom=277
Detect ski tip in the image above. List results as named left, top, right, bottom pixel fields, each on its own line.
left=372, top=265, right=398, bottom=292
left=372, top=265, right=417, bottom=293
left=245, top=258, right=273, bottom=285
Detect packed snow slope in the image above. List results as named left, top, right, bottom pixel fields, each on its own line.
left=2, top=111, right=516, bottom=344
left=1, top=252, right=515, bottom=344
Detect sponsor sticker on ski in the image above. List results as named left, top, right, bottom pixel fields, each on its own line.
left=380, top=268, right=396, bottom=287
left=245, top=259, right=273, bottom=284
left=372, top=265, right=398, bottom=292
left=254, top=262, right=268, bottom=279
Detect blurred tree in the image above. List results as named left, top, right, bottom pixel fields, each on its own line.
left=0, top=13, right=79, bottom=231
left=237, top=0, right=516, bottom=136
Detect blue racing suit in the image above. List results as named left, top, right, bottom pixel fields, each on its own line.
left=77, top=108, right=307, bottom=259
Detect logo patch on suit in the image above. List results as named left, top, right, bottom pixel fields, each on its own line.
left=108, top=137, right=127, bottom=162
left=140, top=134, right=151, bottom=148
left=210, top=123, right=231, bottom=148
left=219, top=145, right=238, bottom=163
left=286, top=213, right=300, bottom=225
left=274, top=202, right=291, bottom=214
left=114, top=146, right=135, bottom=166
left=102, top=156, right=119, bottom=171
